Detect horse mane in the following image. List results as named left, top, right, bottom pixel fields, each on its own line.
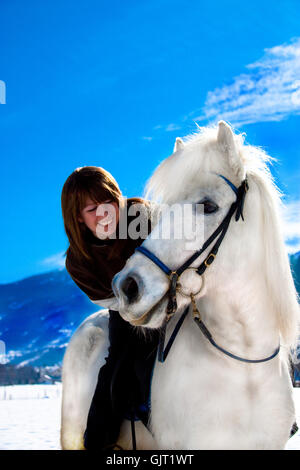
left=145, top=125, right=299, bottom=348
left=250, top=168, right=299, bottom=348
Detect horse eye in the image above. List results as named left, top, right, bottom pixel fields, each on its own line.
left=197, top=198, right=219, bottom=215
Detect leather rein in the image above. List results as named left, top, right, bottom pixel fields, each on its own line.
left=135, top=175, right=280, bottom=364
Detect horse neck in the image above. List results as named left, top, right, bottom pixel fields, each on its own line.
left=195, top=276, right=281, bottom=361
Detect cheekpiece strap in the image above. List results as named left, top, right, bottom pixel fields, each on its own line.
left=235, top=179, right=249, bottom=221
left=218, top=175, right=249, bottom=221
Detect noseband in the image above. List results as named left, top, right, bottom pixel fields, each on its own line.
left=135, top=175, right=280, bottom=364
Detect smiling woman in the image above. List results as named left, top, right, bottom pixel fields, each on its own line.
left=61, top=166, right=151, bottom=300
left=60, top=166, right=160, bottom=450
left=61, top=166, right=123, bottom=261
left=79, top=198, right=119, bottom=238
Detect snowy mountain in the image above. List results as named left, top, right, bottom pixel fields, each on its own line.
left=0, top=269, right=99, bottom=367
left=0, top=251, right=299, bottom=368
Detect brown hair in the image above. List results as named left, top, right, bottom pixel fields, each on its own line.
left=61, top=166, right=123, bottom=260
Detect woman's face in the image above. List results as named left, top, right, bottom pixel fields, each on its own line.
left=78, top=197, right=119, bottom=239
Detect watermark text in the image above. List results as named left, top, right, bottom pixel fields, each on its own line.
left=0, top=80, right=6, bottom=104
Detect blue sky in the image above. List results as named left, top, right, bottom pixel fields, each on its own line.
left=0, top=0, right=299, bottom=283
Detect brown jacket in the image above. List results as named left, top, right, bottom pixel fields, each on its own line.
left=65, top=198, right=151, bottom=301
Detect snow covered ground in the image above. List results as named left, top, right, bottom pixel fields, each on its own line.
left=0, top=383, right=300, bottom=450
left=0, top=383, right=62, bottom=450
left=284, top=387, right=300, bottom=450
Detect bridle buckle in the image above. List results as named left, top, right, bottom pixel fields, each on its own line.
left=204, top=253, right=216, bottom=268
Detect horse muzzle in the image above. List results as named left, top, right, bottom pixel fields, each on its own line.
left=113, top=271, right=142, bottom=305
left=112, top=268, right=169, bottom=327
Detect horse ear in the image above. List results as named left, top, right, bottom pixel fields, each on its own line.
left=174, top=137, right=184, bottom=152
left=217, top=121, right=242, bottom=176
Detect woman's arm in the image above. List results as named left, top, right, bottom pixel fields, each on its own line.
left=65, top=250, right=113, bottom=302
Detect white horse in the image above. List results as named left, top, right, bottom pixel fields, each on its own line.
left=61, top=121, right=299, bottom=450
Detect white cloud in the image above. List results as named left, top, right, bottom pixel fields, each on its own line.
left=280, top=200, right=300, bottom=254
left=165, top=123, right=181, bottom=132
left=151, top=123, right=181, bottom=134
left=197, top=38, right=300, bottom=126
left=41, top=251, right=65, bottom=270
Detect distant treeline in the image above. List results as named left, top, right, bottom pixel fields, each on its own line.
left=0, top=364, right=61, bottom=386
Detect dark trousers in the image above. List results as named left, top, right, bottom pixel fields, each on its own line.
left=84, top=310, right=159, bottom=450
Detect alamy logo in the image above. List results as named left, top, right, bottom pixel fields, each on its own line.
left=0, top=340, right=6, bottom=364
left=95, top=202, right=205, bottom=251
left=0, top=80, right=6, bottom=104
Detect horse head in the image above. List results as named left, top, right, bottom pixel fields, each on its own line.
left=113, top=121, right=299, bottom=350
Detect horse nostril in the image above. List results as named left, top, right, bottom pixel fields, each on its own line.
left=121, top=276, right=139, bottom=304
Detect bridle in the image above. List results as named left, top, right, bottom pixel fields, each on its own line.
left=135, top=174, right=280, bottom=364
